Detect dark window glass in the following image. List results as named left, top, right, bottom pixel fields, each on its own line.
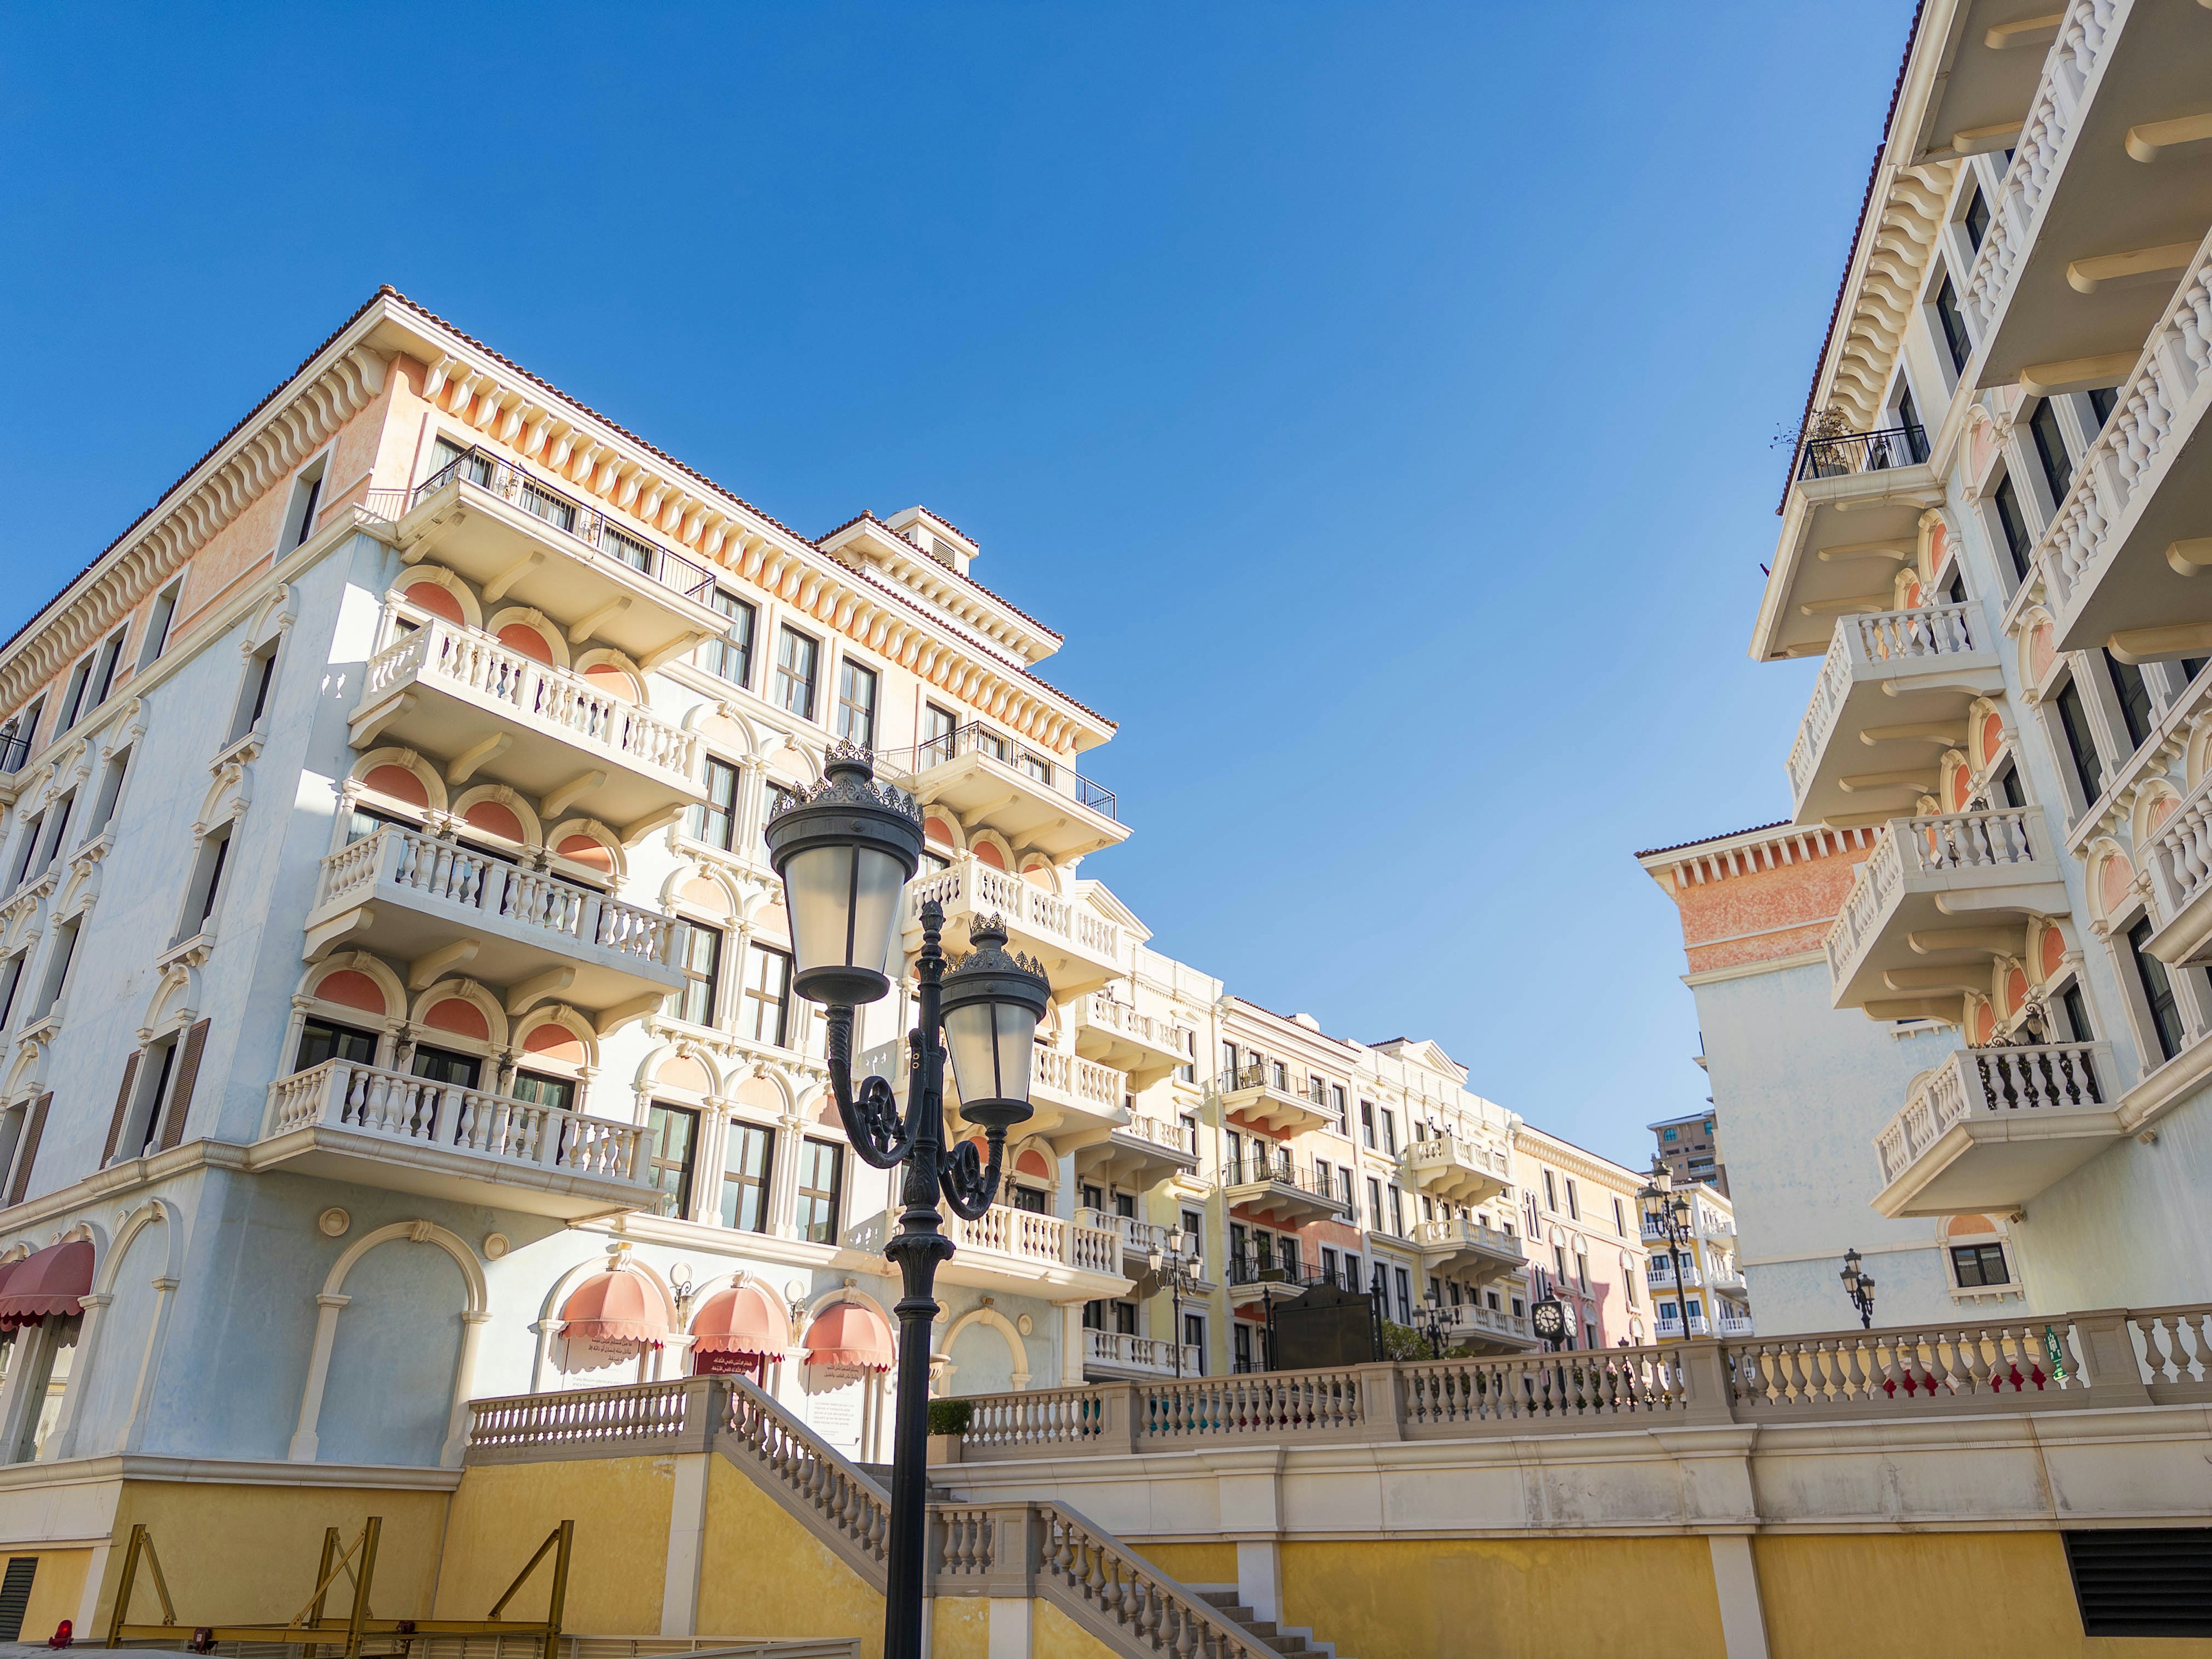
left=2184, top=658, right=2210, bottom=686
left=704, top=589, right=755, bottom=687
left=741, top=943, right=792, bottom=1047
left=2105, top=651, right=2154, bottom=750
left=2087, top=385, right=2119, bottom=430
left=2061, top=983, right=2093, bottom=1043
left=672, top=926, right=723, bottom=1025
left=1997, top=763, right=2025, bottom=809
left=411, top=1045, right=482, bottom=1090
left=296, top=1018, right=376, bottom=1071
left=690, top=757, right=738, bottom=850
left=1993, top=475, right=2033, bottom=583
left=1895, top=381, right=1919, bottom=439
left=1951, top=1243, right=2010, bottom=1287
left=511, top=1071, right=575, bottom=1113
left=1009, top=1183, right=1048, bottom=1214
left=796, top=1139, right=843, bottom=1241
left=1963, top=187, right=1989, bottom=250
left=1934, top=273, right=1971, bottom=374
left=922, top=704, right=957, bottom=764
left=836, top=660, right=878, bottom=749
left=196, top=831, right=229, bottom=927
left=2030, top=399, right=2073, bottom=503
left=1946, top=573, right=1966, bottom=607
left=774, top=627, right=818, bottom=720
left=2054, top=679, right=2104, bottom=805
left=2127, top=919, right=2184, bottom=1062
left=646, top=1104, right=699, bottom=1218
left=721, top=1122, right=774, bottom=1231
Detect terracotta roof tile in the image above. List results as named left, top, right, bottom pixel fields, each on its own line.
left=1633, top=821, right=1791, bottom=860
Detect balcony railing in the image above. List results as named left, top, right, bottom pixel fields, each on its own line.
left=1223, top=1154, right=1347, bottom=1207
left=1409, top=1215, right=1524, bottom=1264
left=1793, top=422, right=1929, bottom=484
left=1031, top=1048, right=1124, bottom=1114
left=908, top=858, right=1120, bottom=965
left=2141, top=770, right=2212, bottom=965
left=1438, top=1301, right=1534, bottom=1344
left=315, top=825, right=684, bottom=968
left=264, top=1059, right=647, bottom=1183
left=0, top=732, right=32, bottom=774
left=1081, top=994, right=1192, bottom=1059
left=413, top=446, right=716, bottom=606
left=365, top=619, right=700, bottom=782
left=1825, top=809, right=2046, bottom=993
left=1715, top=1315, right=1755, bottom=1338
left=1075, top=1209, right=1183, bottom=1263
left=1081, top=1327, right=1200, bottom=1377
left=1108, top=1114, right=1198, bottom=1160
left=1654, top=1315, right=1710, bottom=1338
left=1647, top=1263, right=1704, bottom=1290
left=1787, top=604, right=1987, bottom=810
left=1226, top=1255, right=1306, bottom=1288
left=849, top=1202, right=1120, bottom=1281
left=876, top=721, right=1115, bottom=821
left=1875, top=1041, right=2111, bottom=1187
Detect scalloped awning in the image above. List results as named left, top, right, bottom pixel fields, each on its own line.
left=0, top=1241, right=93, bottom=1330
left=802, top=1302, right=894, bottom=1372
left=691, top=1283, right=786, bottom=1358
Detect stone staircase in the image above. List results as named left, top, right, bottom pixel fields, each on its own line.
left=1198, top=1589, right=1353, bottom=1659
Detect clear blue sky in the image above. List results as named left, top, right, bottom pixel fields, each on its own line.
left=0, top=3, right=1914, bottom=1166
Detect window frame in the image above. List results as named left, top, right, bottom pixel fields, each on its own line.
left=773, top=625, right=820, bottom=721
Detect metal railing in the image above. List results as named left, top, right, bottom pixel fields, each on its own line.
left=874, top=721, right=1115, bottom=820
left=1222, top=1154, right=1349, bottom=1206
left=414, top=446, right=717, bottom=606
left=0, top=731, right=31, bottom=774
left=1794, top=423, right=1929, bottom=482
left=1875, top=1040, right=2111, bottom=1187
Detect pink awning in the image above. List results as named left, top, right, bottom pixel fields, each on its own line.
left=0, top=1241, right=93, bottom=1330
left=802, top=1302, right=895, bottom=1372
left=691, top=1283, right=786, bottom=1357
left=555, top=1268, right=669, bottom=1347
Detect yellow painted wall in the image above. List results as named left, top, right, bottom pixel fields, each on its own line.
left=6, top=1547, right=89, bottom=1643
left=694, top=1456, right=881, bottom=1659
left=1281, top=1536, right=1726, bottom=1659
left=1756, top=1532, right=2212, bottom=1659
left=1034, top=1597, right=1122, bottom=1659
left=1126, top=1541, right=1236, bottom=1585
left=930, top=1595, right=988, bottom=1659
left=437, top=1457, right=672, bottom=1637
left=97, top=1482, right=450, bottom=1632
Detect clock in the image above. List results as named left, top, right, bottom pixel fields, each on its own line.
left=1531, top=1296, right=1569, bottom=1344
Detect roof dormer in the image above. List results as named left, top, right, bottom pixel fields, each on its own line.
left=883, top=506, right=976, bottom=575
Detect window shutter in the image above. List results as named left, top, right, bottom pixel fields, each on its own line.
left=101, top=1052, right=142, bottom=1166
left=158, top=1020, right=211, bottom=1152
left=6, top=1095, right=50, bottom=1207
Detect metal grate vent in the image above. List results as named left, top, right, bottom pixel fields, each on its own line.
left=0, top=1555, right=37, bottom=1641
left=2065, top=1528, right=2212, bottom=1636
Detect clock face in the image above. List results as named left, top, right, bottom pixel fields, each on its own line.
left=1531, top=1297, right=1567, bottom=1339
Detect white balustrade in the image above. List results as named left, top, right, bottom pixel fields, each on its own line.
left=1438, top=1301, right=1532, bottom=1342
left=1082, top=994, right=1192, bottom=1057
left=910, top=858, right=1122, bottom=965
left=1082, top=1327, right=1202, bottom=1377
left=1112, top=1115, right=1196, bottom=1159
left=1410, top=1215, right=1523, bottom=1261
left=1787, top=604, right=1983, bottom=805
left=264, top=1059, right=647, bottom=1182
left=876, top=1202, right=1125, bottom=1278
left=1825, top=809, right=2041, bottom=988
left=2143, top=768, right=2212, bottom=933
left=1874, top=1041, right=2111, bottom=1185
left=367, top=619, right=699, bottom=782
left=315, top=825, right=683, bottom=968
left=1717, top=1315, right=1755, bottom=1338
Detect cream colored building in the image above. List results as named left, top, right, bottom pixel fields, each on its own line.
left=1509, top=1124, right=1650, bottom=1349
left=1642, top=1179, right=1752, bottom=1339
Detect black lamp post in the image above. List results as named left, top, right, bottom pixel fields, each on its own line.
left=1839, top=1248, right=1877, bottom=1330
left=765, top=745, right=1052, bottom=1659
left=1145, top=1229, right=1205, bottom=1378
left=1637, top=1161, right=1696, bottom=1342
left=1413, top=1287, right=1449, bottom=1358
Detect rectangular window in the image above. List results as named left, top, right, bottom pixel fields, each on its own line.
left=2062, top=982, right=2093, bottom=1044
left=0, top=955, right=25, bottom=1031
left=2127, top=918, right=2184, bottom=1062
left=1113, top=1302, right=1138, bottom=1336
left=1395, top=1267, right=1411, bottom=1325
left=2030, top=398, right=2073, bottom=505
left=1183, top=1313, right=1205, bottom=1369
left=1380, top=1110, right=1397, bottom=1154
left=1543, top=1169, right=1558, bottom=1211
left=510, top=1070, right=575, bottom=1113
left=58, top=657, right=94, bottom=734
left=1993, top=474, right=2033, bottom=584
left=32, top=919, right=78, bottom=1021
left=411, top=1045, right=480, bottom=1089
left=9, top=818, right=39, bottom=891
left=2087, top=384, right=2119, bottom=430
left=646, top=1104, right=699, bottom=1219
left=1365, top=1177, right=1382, bottom=1229
left=796, top=1139, right=843, bottom=1242
left=1387, top=1185, right=1406, bottom=1236
left=1007, top=1183, right=1047, bottom=1214
left=87, top=750, right=128, bottom=840
left=721, top=1122, right=775, bottom=1231
left=1359, top=1101, right=1375, bottom=1148
left=138, top=582, right=181, bottom=672
left=229, top=641, right=279, bottom=745
left=836, top=658, right=878, bottom=749
left=1565, top=1178, right=1580, bottom=1221
left=1934, top=272, right=1971, bottom=374
left=1329, top=1082, right=1347, bottom=1128
left=285, top=459, right=327, bottom=549
left=671, top=925, right=724, bottom=1026
left=35, top=796, right=73, bottom=880
left=88, top=629, right=127, bottom=711
left=2105, top=651, right=2154, bottom=751
left=703, top=589, right=756, bottom=687
left=2054, top=679, right=2105, bottom=806
left=741, top=942, right=793, bottom=1047
left=689, top=757, right=739, bottom=850
left=1951, top=1243, right=2010, bottom=1287
left=774, top=627, right=819, bottom=720
left=1963, top=187, right=1989, bottom=250
left=1997, top=761, right=2025, bottom=809
left=294, top=1018, right=376, bottom=1071
left=187, top=825, right=232, bottom=935
left=922, top=704, right=957, bottom=764
left=1612, top=1196, right=1626, bottom=1237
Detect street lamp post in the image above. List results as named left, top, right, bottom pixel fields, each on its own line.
left=765, top=746, right=1052, bottom=1659
left=1145, top=1230, right=1205, bottom=1378
left=1414, top=1287, right=1449, bottom=1358
left=1637, top=1161, right=1696, bottom=1342
left=1839, top=1248, right=1877, bottom=1330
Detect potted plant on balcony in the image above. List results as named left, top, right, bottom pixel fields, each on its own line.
left=926, top=1397, right=971, bottom=1464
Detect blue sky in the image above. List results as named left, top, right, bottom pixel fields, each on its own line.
left=0, top=3, right=1915, bottom=1165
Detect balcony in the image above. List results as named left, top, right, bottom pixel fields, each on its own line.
left=1073, top=1113, right=1199, bottom=1191
left=1436, top=1301, right=1537, bottom=1352
left=1224, top=1256, right=1308, bottom=1310
left=1785, top=606, right=2005, bottom=826
left=1218, top=1065, right=1338, bottom=1137
left=395, top=447, right=726, bottom=667
left=1823, top=809, right=2070, bottom=1017
left=875, top=722, right=1128, bottom=861
left=1399, top=1134, right=1510, bottom=1209
left=1408, top=1215, right=1524, bottom=1285
left=1073, top=1208, right=1183, bottom=1275
left=1222, top=1153, right=1351, bottom=1229
left=1756, top=425, right=1942, bottom=663
left=847, top=1203, right=1128, bottom=1302
left=352, top=620, right=706, bottom=836
left=1646, top=1263, right=1704, bottom=1291
left=1715, top=1315, right=1754, bottom=1338
left=1709, top=1265, right=1749, bottom=1296
left=1960, top=1, right=2212, bottom=389
left=1872, top=1040, right=2119, bottom=1218
left=304, top=825, right=686, bottom=1020
left=2145, top=773, right=2212, bottom=965
left=1654, top=1315, right=1710, bottom=1339
left=1073, top=994, right=1192, bottom=1086
left=1080, top=1327, right=1202, bottom=1381
left=256, top=1059, right=652, bottom=1220
left=2041, top=229, right=2212, bottom=661
left=906, top=858, right=1122, bottom=997
left=1024, top=1048, right=1128, bottom=1153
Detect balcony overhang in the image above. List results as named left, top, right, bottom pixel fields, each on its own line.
left=1897, top=0, right=2065, bottom=167
left=848, top=1206, right=1131, bottom=1304
left=1223, top=1177, right=1349, bottom=1230
left=1071, top=1002, right=1189, bottom=1087
left=905, top=862, right=1123, bottom=999
left=1219, top=1082, right=1334, bottom=1137
left=885, top=747, right=1128, bottom=861
left=1754, top=463, right=1945, bottom=663
left=395, top=475, right=724, bottom=668
left=250, top=1123, right=648, bottom=1221
left=1399, top=1138, right=1510, bottom=1209
left=1968, top=6, right=2212, bottom=389
left=351, top=626, right=706, bottom=839
left=1226, top=1273, right=1306, bottom=1310
left=1412, top=1224, right=1524, bottom=1285
left=1437, top=1306, right=1539, bottom=1354
left=1872, top=1043, right=2122, bottom=1218
left=1787, top=608, right=2006, bottom=827
left=1072, top=1122, right=1198, bottom=1189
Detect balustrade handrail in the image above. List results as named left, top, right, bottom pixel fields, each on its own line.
left=1789, top=603, right=1984, bottom=805
left=1408, top=1215, right=1523, bottom=1257
left=1222, top=1154, right=1347, bottom=1205
left=413, top=446, right=717, bottom=607
left=873, top=721, right=1116, bottom=821
left=1826, top=809, right=2042, bottom=986
left=1876, top=1040, right=2111, bottom=1185
left=2143, top=764, right=2212, bottom=934
left=1404, top=1132, right=1510, bottom=1176
left=908, top=858, right=1121, bottom=961
left=1791, top=422, right=1929, bottom=484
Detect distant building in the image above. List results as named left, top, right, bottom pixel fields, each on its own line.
left=1648, top=1107, right=1726, bottom=1196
